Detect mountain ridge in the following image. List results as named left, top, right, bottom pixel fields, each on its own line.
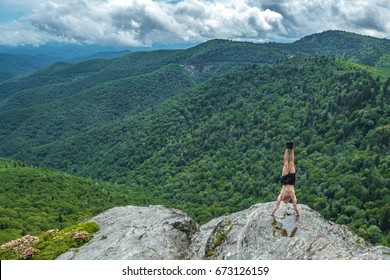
left=279, top=30, right=390, bottom=68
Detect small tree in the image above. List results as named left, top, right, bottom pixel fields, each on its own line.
left=366, top=225, right=382, bottom=245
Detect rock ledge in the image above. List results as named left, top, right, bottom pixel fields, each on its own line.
left=57, top=202, right=390, bottom=260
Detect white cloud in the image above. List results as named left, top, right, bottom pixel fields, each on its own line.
left=0, top=0, right=388, bottom=46
left=260, top=0, right=390, bottom=39
left=0, top=20, right=48, bottom=46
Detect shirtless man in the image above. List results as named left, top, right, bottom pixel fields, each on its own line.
left=270, top=141, right=301, bottom=216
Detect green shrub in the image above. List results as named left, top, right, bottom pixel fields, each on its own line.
left=0, top=222, right=99, bottom=260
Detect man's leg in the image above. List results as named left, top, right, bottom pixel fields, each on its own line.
left=289, top=148, right=295, bottom=173
left=282, top=149, right=289, bottom=176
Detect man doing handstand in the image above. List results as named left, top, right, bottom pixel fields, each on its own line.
left=270, top=141, right=300, bottom=216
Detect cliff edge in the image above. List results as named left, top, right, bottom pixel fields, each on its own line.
left=57, top=202, right=390, bottom=260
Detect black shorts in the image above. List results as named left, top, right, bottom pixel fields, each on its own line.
left=281, top=172, right=295, bottom=185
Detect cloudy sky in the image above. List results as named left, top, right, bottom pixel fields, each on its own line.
left=0, top=0, right=389, bottom=47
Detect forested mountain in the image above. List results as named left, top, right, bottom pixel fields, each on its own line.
left=0, top=40, right=288, bottom=157
left=0, top=64, right=197, bottom=156
left=12, top=56, right=390, bottom=245
left=277, top=30, right=390, bottom=69
left=0, top=30, right=389, bottom=246
left=0, top=158, right=151, bottom=244
left=65, top=50, right=132, bottom=63
left=0, top=53, right=54, bottom=83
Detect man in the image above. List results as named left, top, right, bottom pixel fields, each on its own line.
left=270, top=141, right=301, bottom=216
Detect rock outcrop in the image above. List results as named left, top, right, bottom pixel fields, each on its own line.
left=57, top=205, right=197, bottom=260
left=57, top=202, right=390, bottom=260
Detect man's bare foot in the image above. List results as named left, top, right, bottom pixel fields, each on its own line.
left=270, top=211, right=274, bottom=216
left=295, top=211, right=301, bottom=217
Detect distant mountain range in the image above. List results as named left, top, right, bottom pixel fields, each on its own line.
left=0, top=44, right=131, bottom=83
left=0, top=30, right=389, bottom=247
left=1, top=30, right=388, bottom=83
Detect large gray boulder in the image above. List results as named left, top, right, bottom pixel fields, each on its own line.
left=57, top=205, right=197, bottom=260
left=57, top=203, right=390, bottom=260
